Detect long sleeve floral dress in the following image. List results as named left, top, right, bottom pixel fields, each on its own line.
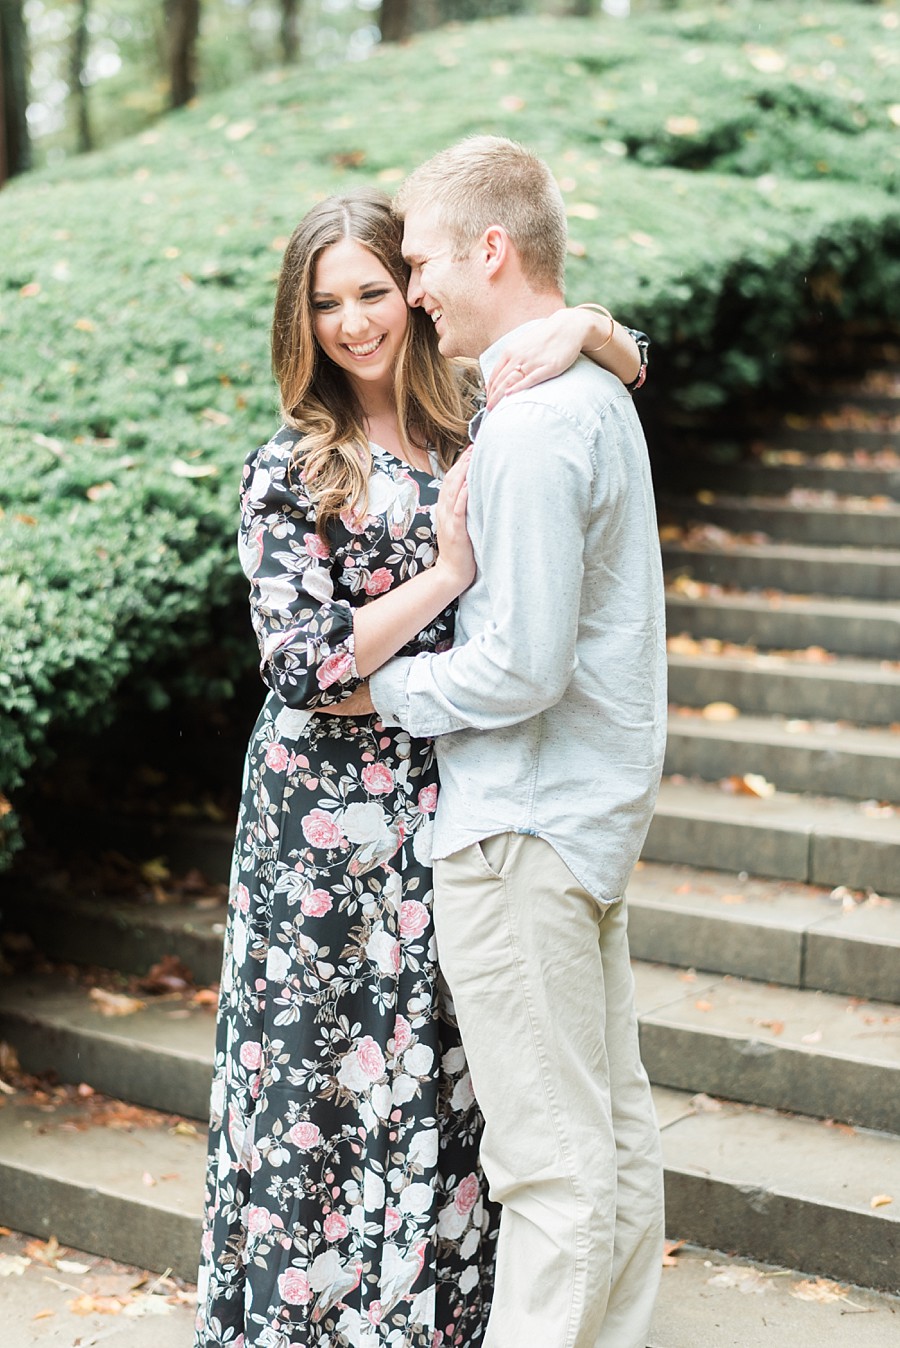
left=195, top=426, right=499, bottom=1348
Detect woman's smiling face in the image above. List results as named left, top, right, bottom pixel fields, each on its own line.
left=311, top=237, right=410, bottom=400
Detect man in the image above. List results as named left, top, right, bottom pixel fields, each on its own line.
left=370, top=136, right=666, bottom=1348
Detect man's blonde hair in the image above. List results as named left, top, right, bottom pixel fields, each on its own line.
left=395, top=136, right=568, bottom=293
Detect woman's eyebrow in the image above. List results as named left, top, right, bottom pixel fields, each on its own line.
left=311, top=281, right=389, bottom=297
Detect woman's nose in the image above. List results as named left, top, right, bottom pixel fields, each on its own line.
left=341, top=303, right=369, bottom=336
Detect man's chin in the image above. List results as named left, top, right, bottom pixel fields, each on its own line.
left=438, top=332, right=473, bottom=360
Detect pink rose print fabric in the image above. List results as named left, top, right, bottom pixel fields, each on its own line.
left=195, top=429, right=498, bottom=1348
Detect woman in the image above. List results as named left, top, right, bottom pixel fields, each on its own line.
left=195, top=188, right=647, bottom=1348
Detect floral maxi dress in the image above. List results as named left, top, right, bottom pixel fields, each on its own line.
left=195, top=427, right=498, bottom=1348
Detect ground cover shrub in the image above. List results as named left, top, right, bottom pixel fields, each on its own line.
left=1, top=0, right=899, bottom=866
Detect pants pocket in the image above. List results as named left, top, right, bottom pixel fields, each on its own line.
left=476, top=832, right=513, bottom=879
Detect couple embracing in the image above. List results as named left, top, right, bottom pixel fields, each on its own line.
left=195, top=135, right=666, bottom=1348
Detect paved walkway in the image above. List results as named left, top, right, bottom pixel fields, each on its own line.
left=2, top=1230, right=899, bottom=1347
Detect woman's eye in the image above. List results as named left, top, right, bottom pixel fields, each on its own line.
left=363, top=289, right=389, bottom=301
left=313, top=301, right=337, bottom=312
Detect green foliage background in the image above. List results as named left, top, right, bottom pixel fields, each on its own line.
left=1, top=0, right=899, bottom=863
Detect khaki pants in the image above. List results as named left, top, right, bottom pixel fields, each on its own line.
left=434, top=833, right=663, bottom=1348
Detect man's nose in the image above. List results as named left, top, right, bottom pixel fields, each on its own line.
left=406, top=272, right=424, bottom=308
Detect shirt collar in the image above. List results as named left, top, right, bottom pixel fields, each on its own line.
left=469, top=319, right=548, bottom=442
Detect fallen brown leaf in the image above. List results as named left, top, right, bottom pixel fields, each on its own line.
left=88, top=988, right=145, bottom=1018
left=69, top=1293, right=126, bottom=1315
left=190, top=987, right=219, bottom=1007
left=23, top=1236, right=60, bottom=1266
left=138, top=955, right=194, bottom=995
left=140, top=857, right=171, bottom=885
left=689, top=1093, right=723, bottom=1112
left=171, top=1120, right=199, bottom=1138
left=871, top=1193, right=893, bottom=1208
left=701, top=701, right=740, bottom=722
left=0, top=1041, right=22, bottom=1075
left=790, top=1277, right=848, bottom=1304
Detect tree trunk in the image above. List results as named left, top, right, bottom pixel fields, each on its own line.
left=568, top=0, right=596, bottom=14
left=0, top=0, right=31, bottom=183
left=166, top=0, right=201, bottom=109
left=69, top=0, right=92, bottom=153
left=280, top=0, right=301, bottom=63
left=380, top=0, right=412, bottom=44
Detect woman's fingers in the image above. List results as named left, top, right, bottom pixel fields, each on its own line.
left=442, top=446, right=472, bottom=496
left=486, top=360, right=550, bottom=409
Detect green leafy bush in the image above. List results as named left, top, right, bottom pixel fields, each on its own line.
left=1, top=0, right=899, bottom=864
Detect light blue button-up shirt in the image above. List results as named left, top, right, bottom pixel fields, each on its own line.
left=370, top=322, right=667, bottom=902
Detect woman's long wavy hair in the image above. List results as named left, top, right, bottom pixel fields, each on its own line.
left=271, top=189, right=474, bottom=540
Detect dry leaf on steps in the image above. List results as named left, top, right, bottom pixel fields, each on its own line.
left=88, top=988, right=146, bottom=1018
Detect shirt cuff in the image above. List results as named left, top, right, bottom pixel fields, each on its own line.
left=370, top=657, right=415, bottom=730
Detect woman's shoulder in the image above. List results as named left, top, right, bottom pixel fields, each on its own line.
left=245, top=423, right=305, bottom=475
left=240, top=424, right=310, bottom=514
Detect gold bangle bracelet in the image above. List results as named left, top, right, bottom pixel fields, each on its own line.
left=577, top=302, right=616, bottom=354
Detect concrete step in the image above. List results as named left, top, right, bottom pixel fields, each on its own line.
left=3, top=957, right=897, bottom=1137
left=656, top=1088, right=899, bottom=1293
left=762, top=426, right=900, bottom=456
left=0, top=975, right=214, bottom=1121
left=666, top=589, right=900, bottom=659
left=762, top=419, right=900, bottom=453
left=0, top=1228, right=198, bottom=1347
left=679, top=454, right=900, bottom=500
left=665, top=711, right=900, bottom=803
left=1, top=1075, right=896, bottom=1295
left=6, top=1227, right=897, bottom=1348
left=1, top=883, right=229, bottom=983
left=662, top=539, right=900, bottom=601
left=635, top=964, right=900, bottom=1133
left=666, top=648, right=900, bottom=725
left=645, top=778, right=900, bottom=895
left=648, top=1242, right=900, bottom=1348
left=660, top=492, right=900, bottom=549
left=627, top=861, right=900, bottom=1003
left=8, top=856, right=899, bottom=1011
left=0, top=1090, right=205, bottom=1282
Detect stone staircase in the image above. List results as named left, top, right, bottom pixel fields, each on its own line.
left=1, top=358, right=899, bottom=1340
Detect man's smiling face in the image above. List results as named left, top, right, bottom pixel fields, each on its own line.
left=402, top=207, right=486, bottom=360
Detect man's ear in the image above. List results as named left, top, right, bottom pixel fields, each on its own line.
left=480, top=225, right=510, bottom=278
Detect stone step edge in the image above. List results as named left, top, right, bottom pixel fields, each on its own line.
left=665, top=652, right=900, bottom=725
left=656, top=1089, right=900, bottom=1293
left=667, top=710, right=900, bottom=758
left=626, top=862, right=899, bottom=1002
left=661, top=491, right=900, bottom=515
left=647, top=1242, right=900, bottom=1348
left=647, top=779, right=900, bottom=897
left=665, top=589, right=900, bottom=621
left=3, top=961, right=899, bottom=1131
left=663, top=539, right=900, bottom=567
left=666, top=650, right=900, bottom=688
left=634, top=964, right=900, bottom=1134
left=2, top=1086, right=897, bottom=1291
left=664, top=715, right=900, bottom=804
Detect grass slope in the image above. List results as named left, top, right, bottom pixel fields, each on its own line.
left=1, top=1, right=899, bottom=862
